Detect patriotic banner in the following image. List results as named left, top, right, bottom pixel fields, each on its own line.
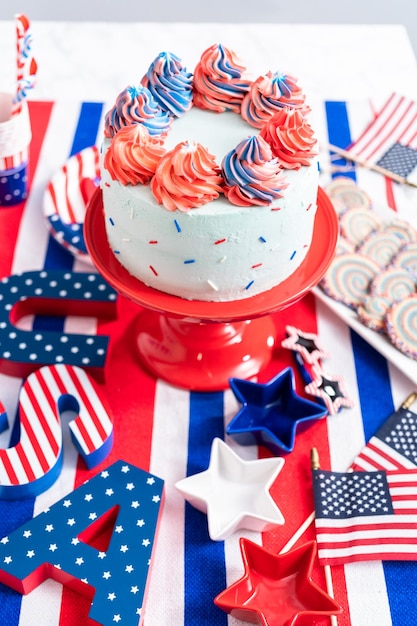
left=0, top=97, right=417, bottom=626
left=312, top=468, right=417, bottom=565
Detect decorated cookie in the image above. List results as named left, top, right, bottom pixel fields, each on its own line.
left=320, top=252, right=380, bottom=308
left=380, top=218, right=417, bottom=245
left=339, top=206, right=381, bottom=246
left=392, top=242, right=417, bottom=276
left=281, top=325, right=330, bottom=364
left=335, top=236, right=355, bottom=256
left=357, top=231, right=403, bottom=268
left=386, top=294, right=417, bottom=359
left=370, top=266, right=417, bottom=301
left=325, top=177, right=372, bottom=214
left=304, top=364, right=354, bottom=414
left=357, top=294, right=391, bottom=333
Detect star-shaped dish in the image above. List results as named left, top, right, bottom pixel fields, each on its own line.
left=305, top=364, right=354, bottom=415
left=175, top=438, right=285, bottom=541
left=281, top=325, right=330, bottom=364
left=214, top=539, right=343, bottom=626
left=226, top=368, right=328, bottom=455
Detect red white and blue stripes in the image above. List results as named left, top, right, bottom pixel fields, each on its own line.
left=43, top=145, right=100, bottom=259
left=0, top=98, right=417, bottom=626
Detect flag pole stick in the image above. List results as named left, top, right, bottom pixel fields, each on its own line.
left=326, top=142, right=417, bottom=189
left=279, top=511, right=315, bottom=554
left=311, top=447, right=338, bottom=626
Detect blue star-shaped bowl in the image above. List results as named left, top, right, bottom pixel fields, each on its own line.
left=227, top=367, right=328, bottom=455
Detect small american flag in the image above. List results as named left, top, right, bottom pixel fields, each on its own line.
left=312, top=468, right=417, bottom=565
left=350, top=400, right=417, bottom=472
left=347, top=92, right=417, bottom=181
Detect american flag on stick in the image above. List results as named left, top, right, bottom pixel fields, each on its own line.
left=312, top=467, right=417, bottom=565
left=328, top=92, right=417, bottom=186
left=350, top=393, right=417, bottom=472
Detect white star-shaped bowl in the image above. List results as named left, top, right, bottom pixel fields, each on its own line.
left=175, top=438, right=285, bottom=541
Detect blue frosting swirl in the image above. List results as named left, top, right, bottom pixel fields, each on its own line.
left=221, top=135, right=287, bottom=205
left=141, top=52, right=193, bottom=117
left=104, top=85, right=172, bottom=137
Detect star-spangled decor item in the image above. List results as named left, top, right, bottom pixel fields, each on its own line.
left=281, top=325, right=330, bottom=364
left=350, top=393, right=417, bottom=471
left=43, top=146, right=100, bottom=261
left=175, top=437, right=285, bottom=541
left=0, top=459, right=164, bottom=626
left=345, top=93, right=417, bottom=183
left=0, top=161, right=28, bottom=206
left=226, top=368, right=328, bottom=455
left=0, top=269, right=117, bottom=379
left=214, top=539, right=343, bottom=625
left=376, top=142, right=417, bottom=179
left=0, top=364, right=113, bottom=500
left=304, top=364, right=354, bottom=415
left=312, top=467, right=417, bottom=565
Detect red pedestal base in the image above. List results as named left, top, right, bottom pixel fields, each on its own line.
left=84, top=188, right=338, bottom=391
left=135, top=310, right=276, bottom=391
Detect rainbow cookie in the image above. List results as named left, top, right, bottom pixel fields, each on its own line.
left=339, top=206, right=381, bottom=246
left=357, top=294, right=391, bottom=333
left=380, top=218, right=417, bottom=245
left=335, top=236, right=355, bottom=256
left=386, top=294, right=417, bottom=359
left=392, top=242, right=417, bottom=276
left=357, top=231, right=403, bottom=268
left=319, top=252, right=379, bottom=308
left=370, top=266, right=417, bottom=301
left=324, top=177, right=372, bottom=214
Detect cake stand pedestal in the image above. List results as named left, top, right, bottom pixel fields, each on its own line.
left=84, top=188, right=338, bottom=391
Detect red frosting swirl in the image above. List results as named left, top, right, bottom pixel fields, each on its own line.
left=193, top=44, right=251, bottom=113
left=104, top=124, right=166, bottom=185
left=151, top=142, right=223, bottom=211
left=241, top=71, right=309, bottom=129
left=259, top=107, right=317, bottom=169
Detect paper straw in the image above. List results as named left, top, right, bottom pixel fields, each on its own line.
left=12, top=14, right=37, bottom=116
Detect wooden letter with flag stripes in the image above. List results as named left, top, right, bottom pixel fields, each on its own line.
left=0, top=364, right=113, bottom=499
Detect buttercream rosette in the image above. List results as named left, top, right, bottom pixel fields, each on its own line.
left=104, top=124, right=166, bottom=185
left=104, top=84, right=172, bottom=138
left=141, top=51, right=193, bottom=117
left=151, top=141, right=223, bottom=211
left=193, top=43, right=251, bottom=114
left=221, top=135, right=287, bottom=207
left=260, top=107, right=318, bottom=169
left=241, top=71, right=309, bottom=129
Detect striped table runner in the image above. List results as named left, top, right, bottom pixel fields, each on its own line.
left=0, top=98, right=416, bottom=626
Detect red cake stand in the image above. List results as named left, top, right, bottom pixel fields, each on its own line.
left=84, top=188, right=338, bottom=391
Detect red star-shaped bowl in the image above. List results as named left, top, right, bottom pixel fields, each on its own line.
left=214, top=539, right=342, bottom=626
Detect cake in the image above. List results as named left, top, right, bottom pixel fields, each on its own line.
left=101, top=44, right=319, bottom=302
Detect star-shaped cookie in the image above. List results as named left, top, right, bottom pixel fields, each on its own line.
left=305, top=364, right=354, bottom=415
left=175, top=438, right=285, bottom=541
left=281, top=325, right=330, bottom=364
left=214, top=539, right=343, bottom=625
left=227, top=368, right=328, bottom=455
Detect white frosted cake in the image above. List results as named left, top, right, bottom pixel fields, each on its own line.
left=101, top=45, right=319, bottom=302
